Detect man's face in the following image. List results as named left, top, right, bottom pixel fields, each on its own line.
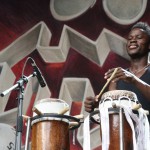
left=126, top=28, right=150, bottom=59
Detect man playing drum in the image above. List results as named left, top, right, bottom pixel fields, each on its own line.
left=84, top=22, right=150, bottom=150
left=84, top=21, right=150, bottom=123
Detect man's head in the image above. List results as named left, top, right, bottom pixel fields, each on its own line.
left=131, top=22, right=150, bottom=37
left=126, top=22, right=150, bottom=59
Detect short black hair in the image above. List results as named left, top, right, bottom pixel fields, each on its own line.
left=131, top=22, right=150, bottom=37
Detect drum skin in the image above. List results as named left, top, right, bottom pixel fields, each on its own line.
left=31, top=120, right=70, bottom=150
left=100, top=113, right=133, bottom=150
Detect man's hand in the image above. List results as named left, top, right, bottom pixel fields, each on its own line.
left=84, top=96, right=99, bottom=113
left=104, top=67, right=135, bottom=83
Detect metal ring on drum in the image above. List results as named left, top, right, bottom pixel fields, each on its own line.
left=31, top=113, right=81, bottom=130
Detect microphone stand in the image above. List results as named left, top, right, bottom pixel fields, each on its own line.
left=0, top=73, right=36, bottom=150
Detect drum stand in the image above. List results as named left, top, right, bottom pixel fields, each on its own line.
left=0, top=73, right=36, bottom=150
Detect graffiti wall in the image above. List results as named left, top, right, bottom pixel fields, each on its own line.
left=0, top=0, right=150, bottom=149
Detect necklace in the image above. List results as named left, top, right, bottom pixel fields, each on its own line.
left=129, top=63, right=150, bottom=75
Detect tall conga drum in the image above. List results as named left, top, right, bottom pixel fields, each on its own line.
left=89, top=90, right=143, bottom=150
left=31, top=98, right=70, bottom=150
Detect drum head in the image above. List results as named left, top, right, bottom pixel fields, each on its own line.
left=101, top=90, right=138, bottom=101
left=100, top=90, right=139, bottom=108
left=33, top=98, right=69, bottom=116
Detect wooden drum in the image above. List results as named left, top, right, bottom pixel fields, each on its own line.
left=103, top=108, right=133, bottom=150
left=91, top=90, right=139, bottom=150
left=31, top=98, right=70, bottom=150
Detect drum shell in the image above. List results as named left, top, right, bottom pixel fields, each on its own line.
left=31, top=119, right=70, bottom=150
left=99, top=90, right=137, bottom=149
left=100, top=111, right=133, bottom=150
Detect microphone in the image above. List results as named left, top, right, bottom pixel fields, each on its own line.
left=30, top=59, right=46, bottom=88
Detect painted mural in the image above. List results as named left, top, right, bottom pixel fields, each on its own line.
left=0, top=0, right=150, bottom=149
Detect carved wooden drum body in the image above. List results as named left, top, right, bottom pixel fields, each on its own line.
left=90, top=90, right=141, bottom=150
left=84, top=90, right=149, bottom=150
left=31, top=98, right=70, bottom=150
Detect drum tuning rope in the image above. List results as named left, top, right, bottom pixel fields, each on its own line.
left=96, top=68, right=118, bottom=101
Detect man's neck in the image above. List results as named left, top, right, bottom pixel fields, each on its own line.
left=130, top=55, right=149, bottom=69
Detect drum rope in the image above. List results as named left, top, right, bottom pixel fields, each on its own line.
left=99, top=106, right=110, bottom=150
left=83, top=115, right=90, bottom=150
left=122, top=106, right=138, bottom=150
left=120, top=105, right=150, bottom=150
left=137, top=109, right=150, bottom=150
left=73, top=130, right=76, bottom=145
